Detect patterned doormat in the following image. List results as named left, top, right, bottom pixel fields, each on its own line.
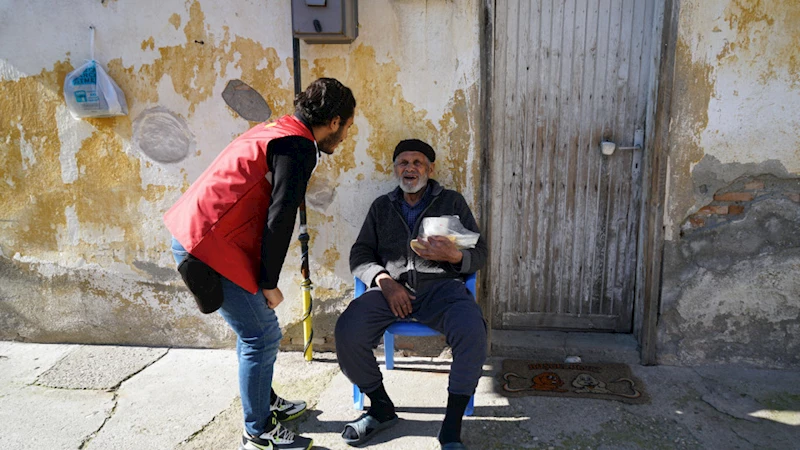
left=499, top=359, right=649, bottom=404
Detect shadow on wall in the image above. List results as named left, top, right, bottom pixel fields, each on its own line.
left=0, top=257, right=233, bottom=348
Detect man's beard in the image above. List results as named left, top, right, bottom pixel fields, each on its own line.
left=397, top=172, right=429, bottom=194
left=317, top=125, right=345, bottom=155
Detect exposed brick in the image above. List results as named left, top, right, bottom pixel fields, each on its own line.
left=689, top=216, right=706, bottom=228
left=745, top=181, right=765, bottom=190
left=728, top=205, right=745, bottom=215
left=714, top=192, right=754, bottom=202
left=699, top=205, right=729, bottom=215
left=786, top=193, right=800, bottom=203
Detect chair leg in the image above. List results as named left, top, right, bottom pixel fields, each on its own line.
left=465, top=394, right=474, bottom=416
left=384, top=331, right=395, bottom=370
left=353, top=383, right=364, bottom=410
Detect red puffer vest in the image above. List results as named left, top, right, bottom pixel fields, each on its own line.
left=164, top=115, right=315, bottom=294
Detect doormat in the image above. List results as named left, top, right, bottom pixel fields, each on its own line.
left=499, top=359, right=649, bottom=404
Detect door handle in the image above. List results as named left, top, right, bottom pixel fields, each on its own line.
left=600, top=129, right=644, bottom=155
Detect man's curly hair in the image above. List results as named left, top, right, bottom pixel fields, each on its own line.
left=294, top=78, right=356, bottom=127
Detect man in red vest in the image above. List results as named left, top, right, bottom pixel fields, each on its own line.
left=164, top=78, right=355, bottom=450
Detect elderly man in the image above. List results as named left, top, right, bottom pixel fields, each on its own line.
left=335, top=139, right=488, bottom=449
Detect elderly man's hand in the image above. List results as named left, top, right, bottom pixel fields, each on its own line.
left=376, top=273, right=415, bottom=318
left=411, top=236, right=463, bottom=264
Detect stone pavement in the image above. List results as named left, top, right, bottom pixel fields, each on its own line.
left=0, top=341, right=798, bottom=449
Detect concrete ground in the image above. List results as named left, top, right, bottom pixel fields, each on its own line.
left=0, top=341, right=798, bottom=450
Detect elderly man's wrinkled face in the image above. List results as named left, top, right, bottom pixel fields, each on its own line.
left=393, top=150, right=433, bottom=194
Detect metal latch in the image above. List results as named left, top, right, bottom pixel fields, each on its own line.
left=600, top=129, right=644, bottom=155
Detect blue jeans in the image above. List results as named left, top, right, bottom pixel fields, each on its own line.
left=171, top=238, right=281, bottom=436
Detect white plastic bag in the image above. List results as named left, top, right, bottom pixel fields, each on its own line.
left=412, top=215, right=480, bottom=250
left=63, top=26, right=128, bottom=119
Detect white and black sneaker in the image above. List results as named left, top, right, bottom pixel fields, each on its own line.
left=240, top=414, right=313, bottom=450
left=271, top=395, right=307, bottom=422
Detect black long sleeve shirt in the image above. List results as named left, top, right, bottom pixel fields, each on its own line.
left=258, top=123, right=317, bottom=290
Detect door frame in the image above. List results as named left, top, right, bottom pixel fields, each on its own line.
left=477, top=0, right=680, bottom=365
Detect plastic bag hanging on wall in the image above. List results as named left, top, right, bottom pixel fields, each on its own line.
left=63, top=26, right=128, bottom=119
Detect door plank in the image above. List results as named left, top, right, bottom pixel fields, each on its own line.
left=508, top=0, right=525, bottom=316
left=621, top=147, right=644, bottom=331
left=611, top=0, right=646, bottom=329
left=564, top=0, right=589, bottom=315
left=511, top=0, right=532, bottom=316
left=551, top=0, right=577, bottom=314
left=585, top=0, right=614, bottom=316
left=520, top=0, right=542, bottom=310
left=528, top=0, right=546, bottom=314
left=532, top=0, right=554, bottom=314
left=541, top=0, right=563, bottom=314
left=633, top=0, right=661, bottom=336
left=489, top=0, right=510, bottom=324
left=573, top=0, right=601, bottom=316
left=602, top=0, right=632, bottom=318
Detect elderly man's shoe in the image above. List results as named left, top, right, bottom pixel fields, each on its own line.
left=341, top=413, right=399, bottom=446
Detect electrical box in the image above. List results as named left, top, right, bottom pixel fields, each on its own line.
left=291, top=0, right=358, bottom=44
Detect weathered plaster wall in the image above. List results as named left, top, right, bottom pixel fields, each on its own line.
left=659, top=0, right=800, bottom=368
left=0, top=0, right=481, bottom=349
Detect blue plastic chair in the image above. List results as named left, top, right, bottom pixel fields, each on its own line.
left=351, top=273, right=477, bottom=416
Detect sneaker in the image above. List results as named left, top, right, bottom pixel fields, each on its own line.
left=271, top=395, right=307, bottom=421
left=240, top=416, right=313, bottom=450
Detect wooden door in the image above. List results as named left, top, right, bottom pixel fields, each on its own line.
left=488, top=0, right=658, bottom=332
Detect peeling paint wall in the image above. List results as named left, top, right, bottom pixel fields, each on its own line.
left=660, top=0, right=800, bottom=368
left=0, top=0, right=481, bottom=348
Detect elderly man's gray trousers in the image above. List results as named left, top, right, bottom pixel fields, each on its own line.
left=335, top=278, right=487, bottom=396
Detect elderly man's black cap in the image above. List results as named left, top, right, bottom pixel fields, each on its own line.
left=393, top=139, right=436, bottom=163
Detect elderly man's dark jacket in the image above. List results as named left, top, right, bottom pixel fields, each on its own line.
left=350, top=179, right=487, bottom=294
